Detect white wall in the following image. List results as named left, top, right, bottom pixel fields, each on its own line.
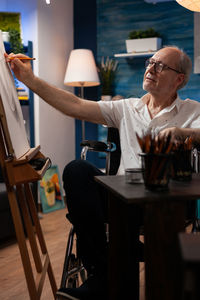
left=0, top=0, right=75, bottom=182
left=36, top=0, right=75, bottom=179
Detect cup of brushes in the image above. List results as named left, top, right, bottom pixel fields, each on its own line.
left=171, top=140, right=193, bottom=181
left=137, top=133, right=193, bottom=191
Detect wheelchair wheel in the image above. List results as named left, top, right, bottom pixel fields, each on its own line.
left=80, top=267, right=87, bottom=283
left=67, top=254, right=79, bottom=286
left=66, top=253, right=87, bottom=288
left=59, top=223, right=88, bottom=290
left=67, top=275, right=79, bottom=288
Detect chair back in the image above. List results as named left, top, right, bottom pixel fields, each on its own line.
left=107, top=127, right=121, bottom=175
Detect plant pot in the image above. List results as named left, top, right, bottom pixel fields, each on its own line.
left=125, top=37, right=162, bottom=53
left=101, top=95, right=112, bottom=101
left=2, top=31, right=10, bottom=42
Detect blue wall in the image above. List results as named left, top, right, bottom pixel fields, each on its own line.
left=97, top=0, right=200, bottom=102
left=74, top=0, right=103, bottom=166
left=76, top=0, right=200, bottom=168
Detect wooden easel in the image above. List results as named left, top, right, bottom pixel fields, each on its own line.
left=0, top=96, right=57, bottom=299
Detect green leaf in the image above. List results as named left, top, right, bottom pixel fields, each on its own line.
left=128, top=28, right=161, bottom=39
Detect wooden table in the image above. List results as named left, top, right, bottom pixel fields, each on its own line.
left=95, top=174, right=200, bottom=300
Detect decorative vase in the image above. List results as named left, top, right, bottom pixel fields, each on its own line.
left=125, top=37, right=162, bottom=53
left=101, top=95, right=112, bottom=101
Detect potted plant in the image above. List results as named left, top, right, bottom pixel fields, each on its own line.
left=98, top=56, right=118, bottom=101
left=126, top=28, right=162, bottom=53
left=8, top=29, right=24, bottom=53
left=0, top=12, right=21, bottom=44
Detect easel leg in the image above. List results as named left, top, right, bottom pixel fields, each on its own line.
left=24, top=183, right=57, bottom=297
left=7, top=186, right=38, bottom=299
left=8, top=183, right=57, bottom=300
left=17, top=184, right=43, bottom=273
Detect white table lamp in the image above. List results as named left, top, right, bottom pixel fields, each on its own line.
left=64, top=49, right=100, bottom=141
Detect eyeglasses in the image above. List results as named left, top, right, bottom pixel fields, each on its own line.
left=145, top=59, right=182, bottom=74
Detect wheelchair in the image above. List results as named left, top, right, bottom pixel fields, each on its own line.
left=57, top=127, right=121, bottom=294
left=57, top=129, right=200, bottom=297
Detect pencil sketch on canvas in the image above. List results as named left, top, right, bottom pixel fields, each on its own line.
left=0, top=30, right=29, bottom=159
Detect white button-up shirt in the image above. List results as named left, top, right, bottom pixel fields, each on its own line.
left=98, top=95, right=200, bottom=175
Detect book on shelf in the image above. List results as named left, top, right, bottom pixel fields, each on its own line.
left=17, top=87, right=29, bottom=101
left=18, top=96, right=29, bottom=100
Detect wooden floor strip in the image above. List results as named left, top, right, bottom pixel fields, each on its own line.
left=0, top=208, right=145, bottom=300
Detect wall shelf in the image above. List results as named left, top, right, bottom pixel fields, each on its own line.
left=114, top=51, right=156, bottom=58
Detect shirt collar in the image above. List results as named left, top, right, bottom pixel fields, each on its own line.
left=173, top=95, right=182, bottom=112
left=133, top=93, right=182, bottom=113
left=158, top=95, right=182, bottom=115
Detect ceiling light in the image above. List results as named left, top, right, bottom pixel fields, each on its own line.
left=176, top=0, right=200, bottom=12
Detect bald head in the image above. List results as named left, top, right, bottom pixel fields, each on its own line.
left=156, top=46, right=192, bottom=89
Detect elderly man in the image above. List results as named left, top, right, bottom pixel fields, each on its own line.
left=6, top=46, right=200, bottom=300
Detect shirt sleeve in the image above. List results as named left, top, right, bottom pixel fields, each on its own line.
left=190, top=115, right=200, bottom=128
left=187, top=99, right=200, bottom=128
left=98, top=99, right=126, bottom=128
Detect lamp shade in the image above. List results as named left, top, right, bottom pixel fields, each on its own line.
left=176, top=0, right=200, bottom=12
left=64, top=49, right=100, bottom=87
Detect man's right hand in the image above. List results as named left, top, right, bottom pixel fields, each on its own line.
left=4, top=53, right=35, bottom=85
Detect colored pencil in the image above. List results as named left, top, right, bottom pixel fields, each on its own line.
left=9, top=57, right=36, bottom=60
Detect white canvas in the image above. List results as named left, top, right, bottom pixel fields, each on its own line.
left=0, top=30, right=30, bottom=159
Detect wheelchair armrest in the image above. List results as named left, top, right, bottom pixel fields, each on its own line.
left=80, top=140, right=110, bottom=151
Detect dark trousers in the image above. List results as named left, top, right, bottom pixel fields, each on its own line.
left=62, top=159, right=108, bottom=276
left=62, top=159, right=144, bottom=278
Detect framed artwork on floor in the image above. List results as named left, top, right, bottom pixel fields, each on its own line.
left=39, top=165, right=65, bottom=213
